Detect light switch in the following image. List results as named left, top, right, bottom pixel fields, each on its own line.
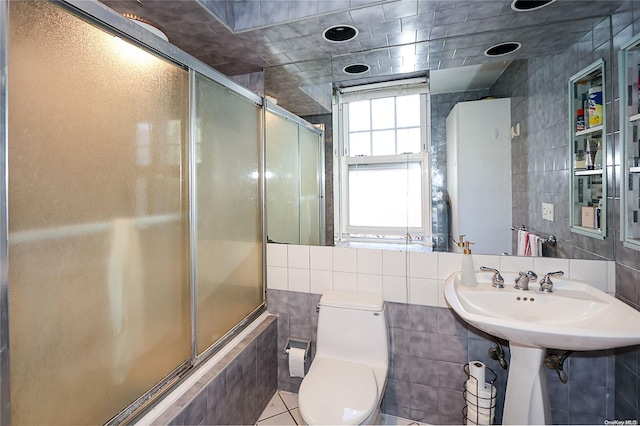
left=542, top=203, right=554, bottom=222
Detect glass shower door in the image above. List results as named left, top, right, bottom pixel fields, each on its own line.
left=265, top=111, right=301, bottom=244
left=8, top=2, right=191, bottom=424
left=194, top=74, right=263, bottom=355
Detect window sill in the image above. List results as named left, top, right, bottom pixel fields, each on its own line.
left=335, top=240, right=433, bottom=252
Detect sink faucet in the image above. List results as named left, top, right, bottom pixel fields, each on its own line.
left=515, top=270, right=537, bottom=291
left=539, top=271, right=564, bottom=293
left=480, top=266, right=504, bottom=288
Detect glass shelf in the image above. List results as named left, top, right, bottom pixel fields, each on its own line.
left=575, top=125, right=603, bottom=137
left=575, top=169, right=604, bottom=176
left=569, top=59, right=606, bottom=239
left=619, top=34, right=640, bottom=250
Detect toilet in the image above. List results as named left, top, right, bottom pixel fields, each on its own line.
left=298, top=290, right=389, bottom=425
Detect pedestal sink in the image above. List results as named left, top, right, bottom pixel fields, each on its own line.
left=444, top=271, right=640, bottom=425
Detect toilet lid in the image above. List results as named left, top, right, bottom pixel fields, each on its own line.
left=298, top=358, right=378, bottom=425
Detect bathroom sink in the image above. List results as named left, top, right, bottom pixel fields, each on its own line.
left=444, top=272, right=640, bottom=351
left=445, top=271, right=640, bottom=424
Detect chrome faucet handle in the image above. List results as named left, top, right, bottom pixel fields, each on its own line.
left=480, top=266, right=504, bottom=288
left=515, top=270, right=537, bottom=291
left=539, top=271, right=564, bottom=293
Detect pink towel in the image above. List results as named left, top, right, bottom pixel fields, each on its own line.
left=517, top=230, right=528, bottom=256
left=517, top=230, right=542, bottom=257
left=529, top=234, right=542, bottom=257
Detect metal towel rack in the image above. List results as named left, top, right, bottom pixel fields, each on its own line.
left=511, top=225, right=557, bottom=246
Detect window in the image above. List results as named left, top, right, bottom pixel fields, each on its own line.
left=335, top=84, right=431, bottom=244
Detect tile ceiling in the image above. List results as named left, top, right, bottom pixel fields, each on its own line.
left=98, top=0, right=624, bottom=116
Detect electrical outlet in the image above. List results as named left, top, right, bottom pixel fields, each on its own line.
left=542, top=203, right=554, bottom=222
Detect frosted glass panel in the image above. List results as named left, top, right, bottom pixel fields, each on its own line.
left=299, top=127, right=321, bottom=245
left=266, top=111, right=300, bottom=244
left=8, top=2, right=190, bottom=424
left=195, top=74, right=262, bottom=354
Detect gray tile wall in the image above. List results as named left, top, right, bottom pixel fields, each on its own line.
left=610, top=3, right=640, bottom=422
left=201, top=0, right=378, bottom=32
left=489, top=18, right=615, bottom=261
left=229, top=71, right=265, bottom=97
left=382, top=301, right=508, bottom=425
left=154, top=315, right=278, bottom=426
left=268, top=289, right=321, bottom=394
left=487, top=2, right=640, bottom=421
left=267, top=289, right=615, bottom=424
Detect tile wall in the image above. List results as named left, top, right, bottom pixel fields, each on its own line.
left=266, top=243, right=617, bottom=424
left=489, top=17, right=614, bottom=261
left=487, top=3, right=640, bottom=421
left=611, top=4, right=640, bottom=420
left=151, top=315, right=278, bottom=425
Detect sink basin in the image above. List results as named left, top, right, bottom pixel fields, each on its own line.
left=444, top=272, right=640, bottom=351
left=445, top=271, right=640, bottom=425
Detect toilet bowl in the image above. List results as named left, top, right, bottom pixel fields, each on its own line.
left=298, top=290, right=389, bottom=425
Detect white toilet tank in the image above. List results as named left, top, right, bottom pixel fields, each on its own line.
left=315, top=290, right=389, bottom=370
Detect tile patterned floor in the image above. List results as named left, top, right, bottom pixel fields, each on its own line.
left=256, top=390, right=422, bottom=425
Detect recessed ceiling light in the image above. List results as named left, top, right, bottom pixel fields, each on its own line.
left=323, top=25, right=358, bottom=43
left=511, top=0, right=556, bottom=12
left=343, top=64, right=370, bottom=75
left=484, top=42, right=522, bottom=57
left=122, top=13, right=169, bottom=41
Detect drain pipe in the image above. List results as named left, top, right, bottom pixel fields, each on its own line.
left=488, top=337, right=509, bottom=370
left=544, top=351, right=573, bottom=383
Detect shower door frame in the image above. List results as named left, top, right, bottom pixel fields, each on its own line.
left=0, top=0, right=268, bottom=424
left=0, top=0, right=10, bottom=424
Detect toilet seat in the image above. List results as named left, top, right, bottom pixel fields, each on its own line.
left=298, top=357, right=378, bottom=425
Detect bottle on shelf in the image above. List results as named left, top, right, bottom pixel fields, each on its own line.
left=574, top=140, right=586, bottom=169
left=594, top=139, right=603, bottom=170
left=576, top=109, right=585, bottom=132
left=586, top=138, right=600, bottom=170
left=588, top=85, right=603, bottom=127
left=582, top=93, right=589, bottom=129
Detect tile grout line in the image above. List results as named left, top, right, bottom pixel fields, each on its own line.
left=256, top=391, right=288, bottom=424
left=279, top=390, right=301, bottom=425
left=258, top=390, right=426, bottom=425
left=279, top=391, right=299, bottom=425
left=286, top=409, right=299, bottom=425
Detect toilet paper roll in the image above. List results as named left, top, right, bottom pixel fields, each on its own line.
left=468, top=361, right=486, bottom=387
left=465, top=380, right=496, bottom=414
left=288, top=347, right=306, bottom=378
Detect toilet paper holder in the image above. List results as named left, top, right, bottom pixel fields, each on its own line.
left=284, top=337, right=311, bottom=361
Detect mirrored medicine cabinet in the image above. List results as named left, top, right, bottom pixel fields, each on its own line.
left=569, top=59, right=607, bottom=239
left=619, top=35, right=640, bottom=251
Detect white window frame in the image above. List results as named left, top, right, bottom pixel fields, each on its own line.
left=333, top=82, right=431, bottom=244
